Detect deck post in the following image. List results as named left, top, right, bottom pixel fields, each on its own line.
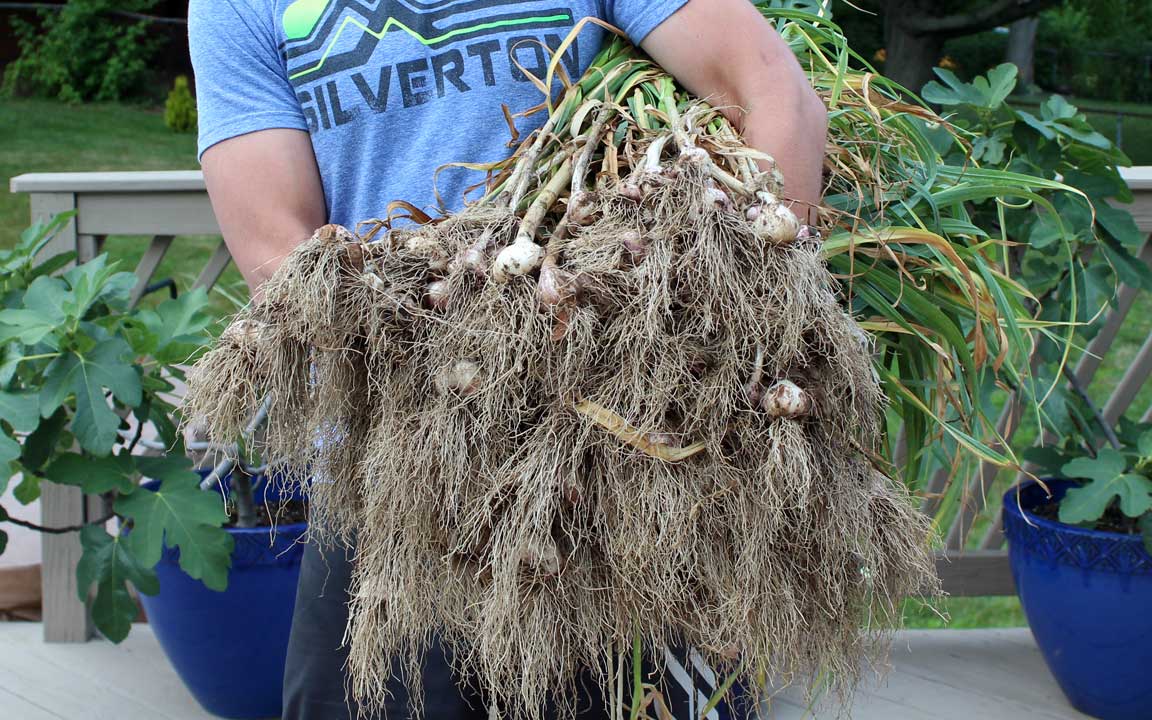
left=28, top=191, right=94, bottom=643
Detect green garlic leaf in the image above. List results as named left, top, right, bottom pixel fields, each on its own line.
left=77, top=525, right=159, bottom=643
left=115, top=462, right=233, bottom=591
left=45, top=453, right=136, bottom=494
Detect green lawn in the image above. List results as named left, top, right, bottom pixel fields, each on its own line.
left=1, top=98, right=247, bottom=312
left=904, top=596, right=1025, bottom=629
left=5, top=98, right=1150, bottom=631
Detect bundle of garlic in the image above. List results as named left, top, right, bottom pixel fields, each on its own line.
left=184, top=25, right=942, bottom=720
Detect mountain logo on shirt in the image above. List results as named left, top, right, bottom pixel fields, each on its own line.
left=283, top=0, right=575, bottom=83
left=282, top=0, right=584, bottom=134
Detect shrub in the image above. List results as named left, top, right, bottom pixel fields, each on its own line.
left=3, top=0, right=161, bottom=103
left=165, top=75, right=197, bottom=133
left=1035, top=3, right=1152, bottom=103
left=941, top=30, right=1010, bottom=82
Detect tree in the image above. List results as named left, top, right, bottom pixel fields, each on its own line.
left=868, top=0, right=1061, bottom=94
left=1005, top=17, right=1039, bottom=91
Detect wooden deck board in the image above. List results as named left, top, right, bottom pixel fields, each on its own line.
left=0, top=622, right=208, bottom=720
left=763, top=629, right=1089, bottom=719
left=0, top=624, right=1088, bottom=719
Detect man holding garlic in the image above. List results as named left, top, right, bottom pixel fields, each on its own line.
left=189, top=0, right=828, bottom=717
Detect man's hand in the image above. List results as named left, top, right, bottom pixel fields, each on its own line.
left=201, top=129, right=328, bottom=294
left=642, top=0, right=828, bottom=223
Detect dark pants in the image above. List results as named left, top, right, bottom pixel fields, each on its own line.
left=283, top=540, right=745, bottom=719
left=283, top=540, right=490, bottom=720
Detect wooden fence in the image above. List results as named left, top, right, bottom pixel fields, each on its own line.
left=9, top=167, right=1152, bottom=642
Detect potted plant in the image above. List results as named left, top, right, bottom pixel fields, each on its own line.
left=1004, top=378, right=1152, bottom=720
left=135, top=457, right=307, bottom=720
left=0, top=217, right=307, bottom=719
left=928, top=64, right=1152, bottom=720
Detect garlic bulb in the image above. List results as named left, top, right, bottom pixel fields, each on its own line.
left=424, top=279, right=450, bottom=310
left=567, top=191, right=598, bottom=226
left=704, top=186, right=732, bottom=210
left=435, top=360, right=482, bottom=396
left=405, top=234, right=449, bottom=272
left=491, top=240, right=545, bottom=283
left=761, top=380, right=812, bottom=418
left=537, top=259, right=576, bottom=307
left=751, top=203, right=800, bottom=245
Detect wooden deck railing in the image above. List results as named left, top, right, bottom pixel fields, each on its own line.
left=9, top=167, right=1152, bottom=642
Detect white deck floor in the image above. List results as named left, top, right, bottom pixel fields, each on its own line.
left=0, top=623, right=1088, bottom=719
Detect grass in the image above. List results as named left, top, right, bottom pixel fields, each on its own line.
left=903, top=596, right=1026, bottom=629
left=1, top=98, right=248, bottom=312
left=5, top=97, right=1149, bottom=630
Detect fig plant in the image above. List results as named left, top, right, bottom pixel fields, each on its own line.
left=0, top=216, right=233, bottom=641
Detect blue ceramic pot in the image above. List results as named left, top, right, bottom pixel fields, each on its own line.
left=137, top=472, right=306, bottom=719
left=1003, top=479, right=1152, bottom=720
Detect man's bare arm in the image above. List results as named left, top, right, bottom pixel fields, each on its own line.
left=201, top=129, right=328, bottom=293
left=642, top=0, right=828, bottom=222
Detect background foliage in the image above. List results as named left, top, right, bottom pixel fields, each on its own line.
left=914, top=62, right=1148, bottom=532
left=164, top=75, right=197, bottom=134
left=834, top=0, right=1152, bottom=104
left=3, top=0, right=162, bottom=103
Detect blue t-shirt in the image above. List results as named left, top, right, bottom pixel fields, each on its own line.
left=189, top=0, right=690, bottom=226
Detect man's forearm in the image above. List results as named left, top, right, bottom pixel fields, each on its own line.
left=642, top=0, right=828, bottom=224
left=728, top=73, right=828, bottom=223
